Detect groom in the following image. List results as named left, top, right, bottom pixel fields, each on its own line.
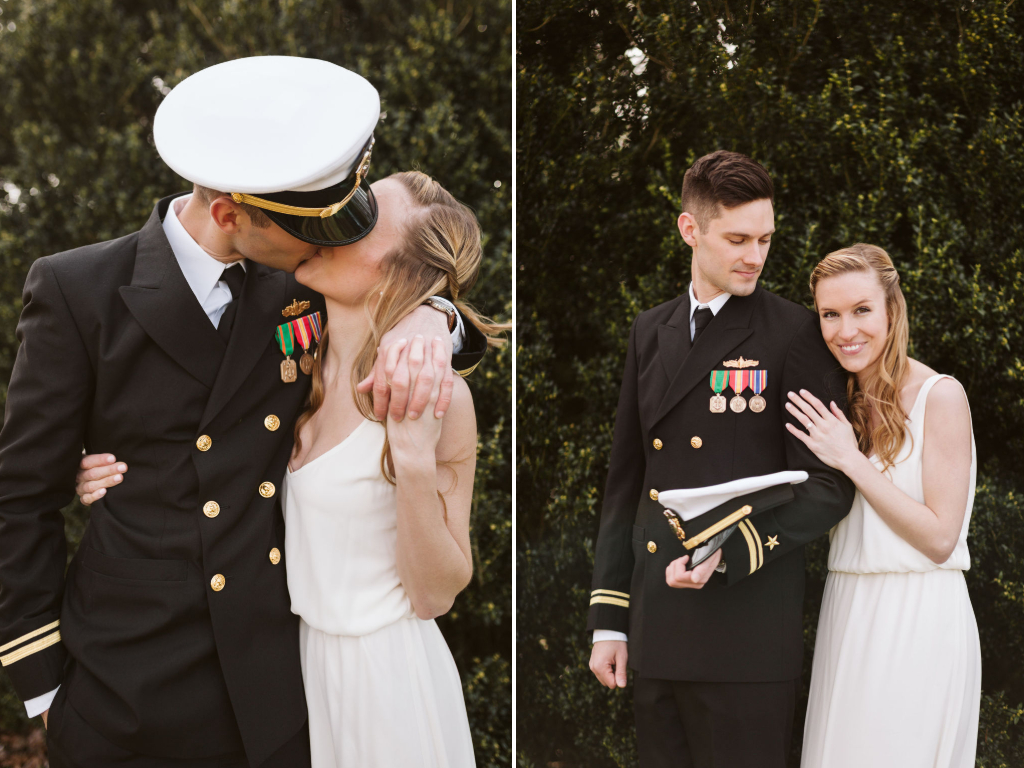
left=0, top=57, right=486, bottom=767
left=587, top=150, right=855, bottom=767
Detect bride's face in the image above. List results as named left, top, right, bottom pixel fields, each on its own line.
left=815, top=270, right=890, bottom=376
left=294, top=178, right=413, bottom=305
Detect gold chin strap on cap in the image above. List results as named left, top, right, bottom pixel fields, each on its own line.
left=230, top=137, right=374, bottom=219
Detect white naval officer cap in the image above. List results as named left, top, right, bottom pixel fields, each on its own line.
left=658, top=471, right=809, bottom=566
left=658, top=471, right=808, bottom=522
left=154, top=55, right=381, bottom=246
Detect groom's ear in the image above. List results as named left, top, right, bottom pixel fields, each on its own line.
left=209, top=196, right=246, bottom=235
left=678, top=211, right=700, bottom=247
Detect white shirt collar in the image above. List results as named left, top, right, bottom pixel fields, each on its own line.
left=163, top=194, right=245, bottom=310
left=688, top=282, right=731, bottom=319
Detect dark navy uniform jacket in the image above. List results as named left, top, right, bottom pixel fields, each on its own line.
left=587, top=286, right=855, bottom=682
left=0, top=195, right=487, bottom=764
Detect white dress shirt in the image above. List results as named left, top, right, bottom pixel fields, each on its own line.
left=164, top=194, right=247, bottom=326
left=24, top=195, right=466, bottom=717
left=592, top=283, right=732, bottom=646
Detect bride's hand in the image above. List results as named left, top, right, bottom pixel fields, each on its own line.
left=386, top=336, right=447, bottom=463
left=785, top=389, right=861, bottom=472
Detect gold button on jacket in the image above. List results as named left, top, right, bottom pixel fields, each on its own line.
left=203, top=501, right=220, bottom=519
left=264, top=415, right=280, bottom=431
left=210, top=574, right=226, bottom=591
left=653, top=438, right=663, bottom=450
left=269, top=548, right=281, bottom=565
left=259, top=482, right=276, bottom=498
left=649, top=488, right=659, bottom=501
left=196, top=435, right=212, bottom=452
left=690, top=436, right=703, bottom=449
left=647, top=541, right=657, bottom=553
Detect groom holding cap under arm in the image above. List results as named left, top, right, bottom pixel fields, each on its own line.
left=0, top=56, right=486, bottom=768
left=587, top=150, right=854, bottom=768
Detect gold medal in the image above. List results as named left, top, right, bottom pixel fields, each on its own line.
left=727, top=369, right=749, bottom=414
left=709, top=371, right=728, bottom=413
left=299, top=352, right=314, bottom=375
left=281, top=357, right=297, bottom=383
left=749, top=370, right=767, bottom=413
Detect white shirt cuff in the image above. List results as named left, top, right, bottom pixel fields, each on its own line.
left=592, top=630, right=628, bottom=644
left=450, top=309, right=465, bottom=354
left=24, top=685, right=58, bottom=718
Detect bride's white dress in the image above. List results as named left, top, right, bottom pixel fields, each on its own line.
left=283, top=418, right=477, bottom=768
left=802, top=374, right=981, bottom=768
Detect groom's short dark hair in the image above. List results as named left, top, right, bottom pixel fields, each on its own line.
left=681, top=151, right=774, bottom=233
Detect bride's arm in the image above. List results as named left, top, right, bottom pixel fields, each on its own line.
left=389, top=337, right=476, bottom=620
left=787, top=381, right=973, bottom=563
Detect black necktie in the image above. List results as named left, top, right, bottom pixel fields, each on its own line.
left=216, top=264, right=246, bottom=343
left=693, top=305, right=714, bottom=342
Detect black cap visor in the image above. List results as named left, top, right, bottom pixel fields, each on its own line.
left=261, top=178, right=378, bottom=247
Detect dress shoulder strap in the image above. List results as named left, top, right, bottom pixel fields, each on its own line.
left=907, top=374, right=962, bottom=434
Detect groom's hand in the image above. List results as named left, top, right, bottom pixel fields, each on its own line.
left=358, top=306, right=454, bottom=421
left=590, top=640, right=628, bottom=689
left=665, top=549, right=721, bottom=589
left=76, top=453, right=127, bottom=505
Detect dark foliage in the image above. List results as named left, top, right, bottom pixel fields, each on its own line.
left=0, top=1, right=511, bottom=764
left=517, top=1, right=1024, bottom=765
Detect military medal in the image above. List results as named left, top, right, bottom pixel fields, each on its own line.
left=275, top=312, right=323, bottom=381
left=728, top=369, right=749, bottom=413
left=275, top=323, right=298, bottom=383
left=292, top=312, right=323, bottom=375
left=749, top=370, right=767, bottom=413
left=709, top=370, right=728, bottom=413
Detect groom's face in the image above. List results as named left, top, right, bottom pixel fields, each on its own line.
left=233, top=218, right=320, bottom=273
left=679, top=198, right=774, bottom=298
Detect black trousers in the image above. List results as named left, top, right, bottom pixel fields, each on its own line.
left=46, top=687, right=311, bottom=768
left=634, top=675, right=799, bottom=768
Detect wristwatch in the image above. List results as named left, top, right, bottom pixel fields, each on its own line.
left=715, top=559, right=727, bottom=574
left=424, top=296, right=457, bottom=332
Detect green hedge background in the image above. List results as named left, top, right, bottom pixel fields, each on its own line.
left=0, top=0, right=512, bottom=764
left=517, top=0, right=1024, bottom=765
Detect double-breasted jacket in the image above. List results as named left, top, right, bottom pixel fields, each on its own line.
left=587, top=286, right=855, bottom=682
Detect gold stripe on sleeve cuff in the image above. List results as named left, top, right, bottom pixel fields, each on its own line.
left=0, top=620, right=60, bottom=654
left=589, top=593, right=626, bottom=606
left=737, top=521, right=758, bottom=575
left=0, top=630, right=61, bottom=667
left=744, top=519, right=764, bottom=570
left=455, top=361, right=481, bottom=378
left=590, top=596, right=630, bottom=608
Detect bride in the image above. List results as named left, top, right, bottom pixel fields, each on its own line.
left=790, top=244, right=980, bottom=768
left=283, top=170, right=502, bottom=766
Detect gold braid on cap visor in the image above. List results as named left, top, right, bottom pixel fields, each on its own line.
left=229, top=137, right=374, bottom=219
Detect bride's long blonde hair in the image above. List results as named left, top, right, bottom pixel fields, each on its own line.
left=809, top=243, right=910, bottom=471
left=294, top=171, right=507, bottom=485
